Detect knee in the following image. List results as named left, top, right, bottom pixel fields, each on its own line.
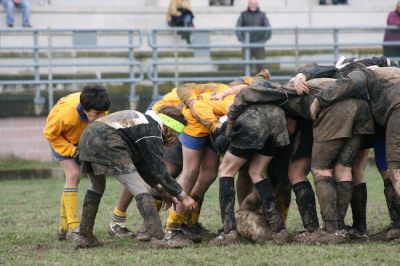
left=312, top=168, right=333, bottom=179
left=6, top=2, right=14, bottom=9
left=65, top=169, right=81, bottom=186
left=22, top=0, right=29, bottom=8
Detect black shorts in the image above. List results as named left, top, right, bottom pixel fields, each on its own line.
left=290, top=120, right=313, bottom=162
left=163, top=142, right=183, bottom=166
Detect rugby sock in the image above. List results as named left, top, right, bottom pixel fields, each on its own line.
left=336, top=181, right=354, bottom=229
left=275, top=183, right=292, bottom=223
left=190, top=195, right=204, bottom=225
left=165, top=208, right=184, bottom=231
left=151, top=194, right=163, bottom=212
left=292, top=181, right=320, bottom=232
left=219, top=177, right=236, bottom=233
left=351, top=183, right=367, bottom=233
left=63, top=188, right=79, bottom=231
left=59, top=192, right=68, bottom=233
left=111, top=207, right=128, bottom=227
left=254, top=178, right=285, bottom=232
left=136, top=193, right=164, bottom=240
left=384, top=179, right=400, bottom=228
left=80, top=190, right=102, bottom=236
left=314, top=175, right=338, bottom=233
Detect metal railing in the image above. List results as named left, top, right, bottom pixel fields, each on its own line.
left=148, top=26, right=400, bottom=98
left=0, top=26, right=399, bottom=107
left=0, top=28, right=144, bottom=113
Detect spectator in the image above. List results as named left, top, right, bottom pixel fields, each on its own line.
left=3, top=0, right=31, bottom=28
left=320, top=0, right=347, bottom=4
left=167, top=0, right=194, bottom=44
left=383, top=1, right=400, bottom=63
left=236, top=0, right=271, bottom=73
left=210, top=0, right=233, bottom=5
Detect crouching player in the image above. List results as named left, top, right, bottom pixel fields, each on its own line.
left=44, top=85, right=115, bottom=240
left=75, top=106, right=197, bottom=248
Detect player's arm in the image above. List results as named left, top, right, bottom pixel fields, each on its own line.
left=43, top=116, right=77, bottom=157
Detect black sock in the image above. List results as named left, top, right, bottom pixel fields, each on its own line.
left=314, top=175, right=338, bottom=233
left=351, top=183, right=367, bottom=233
left=219, top=177, right=236, bottom=233
left=293, top=181, right=319, bottom=232
left=254, top=178, right=285, bottom=232
left=384, top=179, right=400, bottom=228
left=336, top=181, right=354, bottom=229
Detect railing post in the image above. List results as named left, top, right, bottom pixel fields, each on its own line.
left=244, top=31, right=251, bottom=76
left=173, top=29, right=179, bottom=89
left=128, top=30, right=139, bottom=110
left=333, top=28, right=339, bottom=63
left=47, top=28, right=54, bottom=112
left=294, top=27, right=299, bottom=69
left=151, top=31, right=159, bottom=99
left=33, top=30, right=45, bottom=115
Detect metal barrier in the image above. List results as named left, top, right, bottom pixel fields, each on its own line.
left=0, top=26, right=399, bottom=105
left=0, top=28, right=144, bottom=113
left=148, top=26, right=400, bottom=98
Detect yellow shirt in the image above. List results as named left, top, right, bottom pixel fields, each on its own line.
left=177, top=83, right=231, bottom=137
left=43, top=92, right=87, bottom=157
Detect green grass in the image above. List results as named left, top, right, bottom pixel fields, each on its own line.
left=1, top=166, right=399, bottom=266
left=0, top=159, right=52, bottom=170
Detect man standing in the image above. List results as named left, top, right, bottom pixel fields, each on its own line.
left=236, top=0, right=271, bottom=73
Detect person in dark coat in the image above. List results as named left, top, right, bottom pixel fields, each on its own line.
left=236, top=0, right=271, bottom=73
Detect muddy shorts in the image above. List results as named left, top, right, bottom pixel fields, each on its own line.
left=312, top=135, right=364, bottom=169
left=313, top=99, right=374, bottom=142
left=229, top=104, right=290, bottom=160
left=386, top=107, right=400, bottom=169
left=163, top=142, right=183, bottom=166
left=290, top=120, right=313, bottom=162
left=79, top=121, right=137, bottom=176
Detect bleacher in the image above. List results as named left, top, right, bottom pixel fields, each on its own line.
left=0, top=0, right=395, bottom=30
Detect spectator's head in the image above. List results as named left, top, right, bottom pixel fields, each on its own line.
left=248, top=0, right=259, bottom=11
left=80, top=85, right=111, bottom=122
left=396, top=1, right=400, bottom=13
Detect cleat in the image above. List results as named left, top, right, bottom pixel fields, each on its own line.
left=150, top=230, right=193, bottom=248
left=107, top=223, right=135, bottom=238
left=75, top=234, right=102, bottom=249
left=209, top=230, right=239, bottom=246
left=371, top=224, right=400, bottom=241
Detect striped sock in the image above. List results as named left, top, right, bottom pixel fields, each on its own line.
left=63, top=188, right=79, bottom=231
left=111, top=208, right=128, bottom=227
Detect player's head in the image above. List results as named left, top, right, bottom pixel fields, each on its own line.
left=80, top=85, right=111, bottom=123
left=157, top=105, right=187, bottom=146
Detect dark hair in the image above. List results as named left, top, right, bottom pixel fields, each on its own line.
left=157, top=105, right=187, bottom=126
left=80, top=85, right=111, bottom=111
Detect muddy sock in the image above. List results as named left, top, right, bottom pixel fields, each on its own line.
left=275, top=182, right=292, bottom=223
left=80, top=190, right=102, bottom=237
left=190, top=195, right=204, bottom=225
left=135, top=193, right=164, bottom=240
left=254, top=179, right=285, bottom=232
left=336, top=181, right=354, bottom=229
left=292, top=181, right=320, bottom=232
left=351, top=183, right=367, bottom=233
left=314, top=175, right=338, bottom=233
left=384, top=179, right=400, bottom=228
left=219, top=177, right=236, bottom=233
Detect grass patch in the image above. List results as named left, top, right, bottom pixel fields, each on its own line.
left=0, top=156, right=51, bottom=170
left=0, top=166, right=399, bottom=265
